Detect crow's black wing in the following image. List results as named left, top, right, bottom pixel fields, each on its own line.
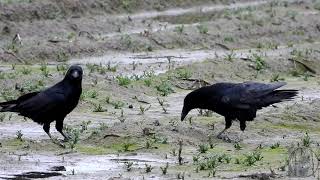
left=0, top=92, right=39, bottom=111
left=221, top=82, right=287, bottom=109
left=14, top=89, right=67, bottom=120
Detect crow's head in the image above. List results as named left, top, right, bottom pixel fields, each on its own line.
left=181, top=92, right=196, bottom=121
left=65, top=65, right=83, bottom=82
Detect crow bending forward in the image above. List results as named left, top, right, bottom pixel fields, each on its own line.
left=181, top=82, right=298, bottom=141
left=0, top=65, right=83, bottom=145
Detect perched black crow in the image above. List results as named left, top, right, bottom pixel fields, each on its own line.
left=181, top=82, right=298, bottom=140
left=0, top=65, right=83, bottom=144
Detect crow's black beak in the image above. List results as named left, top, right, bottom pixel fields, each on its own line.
left=181, top=108, right=188, bottom=121
left=71, top=71, right=79, bottom=78
left=181, top=112, right=187, bottom=121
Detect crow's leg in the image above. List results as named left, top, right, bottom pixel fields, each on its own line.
left=217, top=117, right=232, bottom=141
left=56, top=120, right=69, bottom=142
left=235, top=120, right=247, bottom=142
left=43, top=123, right=65, bottom=148
left=43, top=123, right=52, bottom=139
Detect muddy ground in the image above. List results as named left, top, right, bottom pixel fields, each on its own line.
left=1, top=0, right=320, bottom=179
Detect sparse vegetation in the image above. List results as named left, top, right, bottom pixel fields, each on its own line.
left=145, top=164, right=153, bottom=173
left=270, top=142, right=280, bottom=149
left=243, top=151, right=263, bottom=166
left=197, top=24, right=209, bottom=34
left=234, top=143, right=242, bottom=150
left=174, top=25, right=185, bottom=34
left=160, top=162, right=169, bottom=175
left=252, top=53, right=266, bottom=71
left=16, top=130, right=23, bottom=141
left=116, top=76, right=132, bottom=86
left=156, top=81, right=174, bottom=96
left=124, top=161, right=133, bottom=172
left=176, top=68, right=192, bottom=79
left=198, top=144, right=209, bottom=154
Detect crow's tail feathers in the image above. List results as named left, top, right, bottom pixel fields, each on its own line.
left=0, top=92, right=39, bottom=112
left=0, top=100, right=18, bottom=112
left=263, top=90, right=298, bottom=107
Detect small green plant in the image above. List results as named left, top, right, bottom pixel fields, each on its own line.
left=198, top=144, right=209, bottom=153
left=234, top=143, right=242, bottom=150
left=57, top=52, right=69, bottom=62
left=270, top=142, right=280, bottom=149
left=270, top=74, right=284, bottom=82
left=144, top=78, right=152, bottom=87
left=86, top=90, right=98, bottom=99
left=116, top=76, right=132, bottom=86
left=16, top=130, right=23, bottom=141
left=156, top=81, right=174, bottom=96
left=145, top=139, right=154, bottom=149
left=67, top=128, right=80, bottom=150
left=243, top=151, right=263, bottom=166
left=252, top=53, right=266, bottom=71
left=98, top=122, right=108, bottom=131
left=145, top=163, right=153, bottom=173
left=303, top=72, right=311, bottom=81
left=40, top=63, right=50, bottom=77
left=302, top=132, right=311, bottom=147
left=171, top=148, right=177, bottom=156
left=193, top=155, right=200, bottom=163
left=139, top=105, right=151, bottom=115
left=160, top=162, right=169, bottom=175
left=197, top=24, right=209, bottom=34
left=20, top=67, right=31, bottom=75
left=6, top=43, right=19, bottom=53
left=157, top=97, right=168, bottom=113
left=56, top=63, right=68, bottom=75
left=112, top=100, right=124, bottom=109
left=208, top=136, right=215, bottom=149
left=93, top=103, right=104, bottom=112
left=0, top=113, right=6, bottom=122
left=286, top=10, right=298, bottom=21
left=124, top=161, right=133, bottom=172
left=86, top=63, right=98, bottom=73
left=176, top=68, right=192, bottom=79
left=121, top=142, right=133, bottom=152
left=120, top=0, right=134, bottom=11
left=120, top=34, right=132, bottom=48
left=118, top=109, right=126, bottom=123
left=107, top=61, right=117, bottom=72
left=11, top=64, right=16, bottom=70
left=80, top=120, right=91, bottom=133
left=105, top=96, right=110, bottom=104
left=67, top=32, right=76, bottom=40
left=174, top=25, right=185, bottom=34
left=235, top=158, right=241, bottom=164
left=224, top=36, right=234, bottom=42
left=217, top=154, right=231, bottom=164
left=224, top=51, right=235, bottom=62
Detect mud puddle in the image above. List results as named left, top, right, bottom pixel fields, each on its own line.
left=113, top=0, right=277, bottom=21
left=0, top=152, right=173, bottom=179
left=69, top=41, right=320, bottom=76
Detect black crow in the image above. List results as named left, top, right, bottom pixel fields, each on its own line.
left=0, top=65, right=83, bottom=144
left=181, top=82, right=298, bottom=141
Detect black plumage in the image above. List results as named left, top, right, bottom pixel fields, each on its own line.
left=0, top=65, right=83, bottom=143
left=181, top=81, right=298, bottom=139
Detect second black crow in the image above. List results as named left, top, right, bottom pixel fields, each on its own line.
left=181, top=81, right=298, bottom=141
